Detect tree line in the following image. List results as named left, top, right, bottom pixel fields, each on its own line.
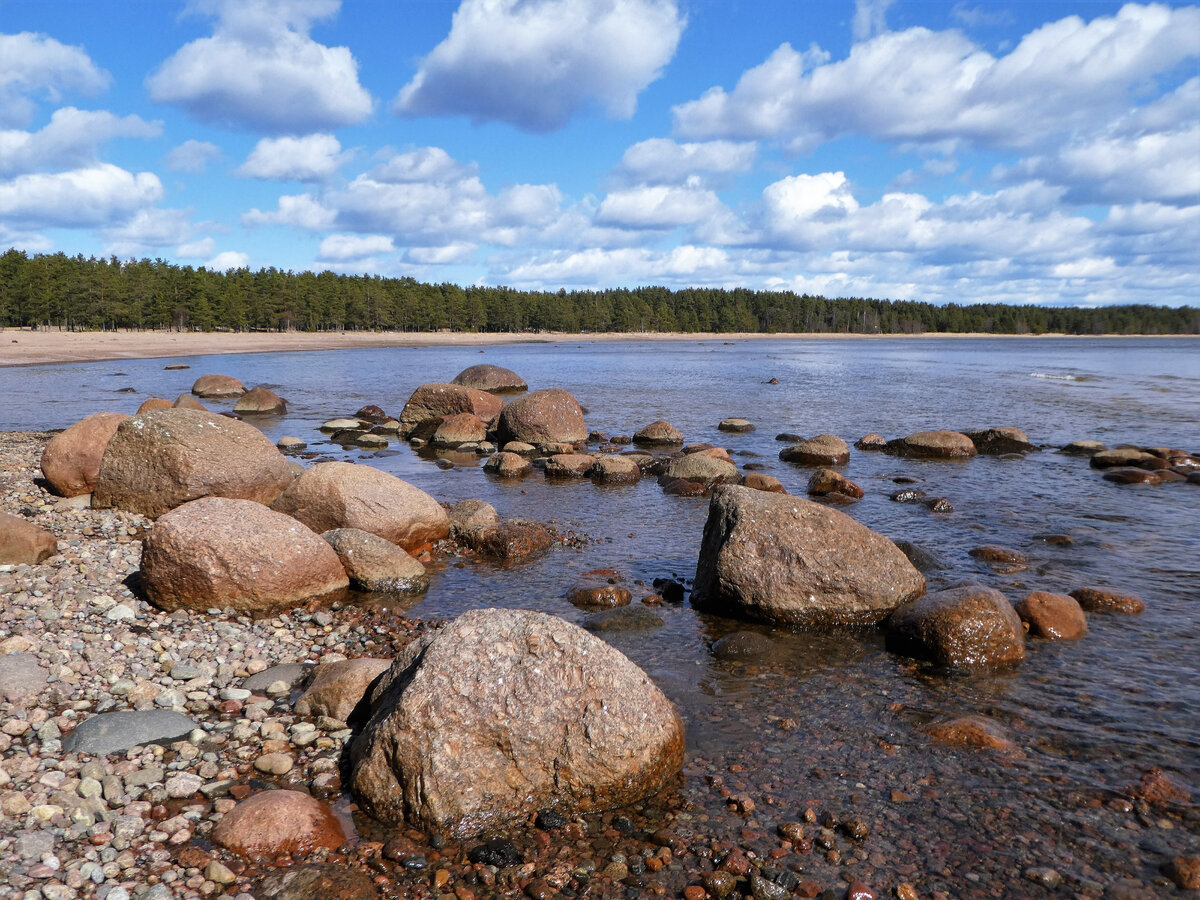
left=1, top=249, right=1196, bottom=336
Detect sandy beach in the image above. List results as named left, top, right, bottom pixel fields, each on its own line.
left=0, top=327, right=1163, bottom=368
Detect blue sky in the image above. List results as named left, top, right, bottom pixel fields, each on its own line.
left=1, top=0, right=1197, bottom=306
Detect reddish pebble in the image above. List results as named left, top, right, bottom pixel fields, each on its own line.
left=847, top=883, right=875, bottom=900
left=796, top=881, right=821, bottom=898
left=220, top=699, right=243, bottom=714
left=719, top=848, right=751, bottom=875
left=684, top=887, right=707, bottom=900
left=229, top=784, right=252, bottom=800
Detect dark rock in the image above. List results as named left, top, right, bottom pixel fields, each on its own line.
left=894, top=541, right=949, bottom=572
left=568, top=569, right=633, bottom=609
left=1090, top=447, right=1157, bottom=469
left=854, top=433, right=888, bottom=451
left=1103, top=467, right=1164, bottom=485
left=718, top=418, right=755, bottom=433
left=711, top=631, right=775, bottom=660
left=742, top=472, right=786, bottom=493
left=256, top=865, right=377, bottom=900
left=969, top=545, right=1026, bottom=564
left=63, top=710, right=198, bottom=755
left=1061, top=440, right=1106, bottom=455
left=806, top=468, right=863, bottom=500
left=653, top=578, right=686, bottom=603
left=583, top=606, right=664, bottom=631
left=212, top=790, right=346, bottom=863
left=1016, top=591, right=1087, bottom=640
left=964, top=427, right=1032, bottom=454
left=468, top=838, right=523, bottom=867
left=535, top=809, right=568, bottom=830
left=890, top=488, right=926, bottom=503
left=354, top=405, right=389, bottom=423
left=1070, top=586, right=1145, bottom=614
left=921, top=497, right=953, bottom=512
left=460, top=521, right=554, bottom=563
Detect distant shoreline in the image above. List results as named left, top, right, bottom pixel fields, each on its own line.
left=0, top=327, right=1192, bottom=368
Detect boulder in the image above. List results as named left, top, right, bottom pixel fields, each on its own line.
left=806, top=468, right=863, bottom=500
left=965, top=427, right=1032, bottom=455
left=191, top=374, right=246, bottom=398
left=142, top=498, right=349, bottom=614
left=398, top=383, right=504, bottom=436
left=568, top=569, right=633, bottom=609
left=660, top=476, right=707, bottom=497
left=969, top=545, right=1026, bottom=564
left=0, top=512, right=58, bottom=565
left=1069, top=586, right=1145, bottom=614
left=320, top=417, right=367, bottom=432
left=1016, top=591, right=1087, bottom=640
left=322, top=528, right=428, bottom=593
left=355, top=405, right=389, bottom=424
left=718, top=418, right=754, bottom=433
left=447, top=500, right=500, bottom=538
left=62, top=709, right=198, bottom=756
left=589, top=456, right=641, bottom=484
left=779, top=434, right=850, bottom=466
left=691, top=486, right=925, bottom=628
left=886, top=430, right=977, bottom=460
left=662, top=454, right=739, bottom=485
left=741, top=473, right=785, bottom=493
left=294, top=658, right=392, bottom=723
left=634, top=420, right=683, bottom=446
left=431, top=413, right=487, bottom=448
left=270, top=461, right=449, bottom=552
left=349, top=608, right=685, bottom=837
left=211, top=790, right=346, bottom=863
left=1090, top=447, right=1157, bottom=469
left=1102, top=467, right=1163, bottom=485
left=855, top=433, right=888, bottom=451
left=40, top=412, right=130, bottom=497
left=886, top=583, right=1025, bottom=671
left=894, top=541, right=949, bottom=572
left=544, top=453, right=596, bottom=478
left=174, top=393, right=207, bottom=410
left=277, top=436, right=306, bottom=452
left=136, top=398, right=173, bottom=413
left=92, top=408, right=295, bottom=518
left=458, top=521, right=554, bottom=563
left=711, top=631, right=775, bottom=660
left=234, top=386, right=287, bottom=415
left=451, top=364, right=528, bottom=393
left=497, top=389, right=587, bottom=446
left=483, top=452, right=531, bottom=478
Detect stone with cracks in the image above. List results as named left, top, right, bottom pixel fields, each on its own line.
left=142, top=497, right=348, bottom=614
left=40, top=412, right=130, bottom=497
left=450, top=364, right=528, bottom=393
left=234, top=386, right=287, bottom=415
left=191, top=374, right=246, bottom=397
left=271, top=461, right=449, bottom=552
left=397, top=383, right=504, bottom=437
left=322, top=528, right=428, bottom=593
left=92, top=408, right=295, bottom=518
left=691, top=486, right=924, bottom=628
left=497, top=389, right=587, bottom=446
left=349, top=608, right=685, bottom=838
left=0, top=512, right=58, bottom=565
left=886, top=430, right=977, bottom=459
left=211, top=790, right=346, bottom=863
left=886, top=583, right=1025, bottom=671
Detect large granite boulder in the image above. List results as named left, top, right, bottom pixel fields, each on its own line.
left=191, top=374, right=246, bottom=398
left=691, top=486, right=924, bottom=628
left=271, top=461, right=448, bottom=552
left=141, top=498, right=349, bottom=614
left=41, top=412, right=130, bottom=497
left=778, top=434, right=850, bottom=466
left=886, top=430, right=977, bottom=460
left=321, top=528, right=428, bottom=593
left=92, top=409, right=295, bottom=518
left=397, top=383, right=504, bottom=437
left=496, top=389, right=587, bottom=446
left=233, top=386, right=287, bottom=415
left=431, top=413, right=487, bottom=448
left=211, top=791, right=346, bottom=863
left=0, top=512, right=58, bottom=565
left=349, top=609, right=685, bottom=838
left=886, top=583, right=1025, bottom=671
left=450, top=364, right=527, bottom=393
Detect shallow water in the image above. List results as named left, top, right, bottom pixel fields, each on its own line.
left=4, top=336, right=1199, bottom=894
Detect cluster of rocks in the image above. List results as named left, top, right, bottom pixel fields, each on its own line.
left=1071, top=441, right=1200, bottom=486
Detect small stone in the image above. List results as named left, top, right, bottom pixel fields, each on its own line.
left=1023, top=867, right=1062, bottom=888
left=204, top=861, right=237, bottom=885
left=254, top=753, right=294, bottom=775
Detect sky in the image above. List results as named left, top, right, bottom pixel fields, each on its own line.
left=0, top=0, right=1197, bottom=307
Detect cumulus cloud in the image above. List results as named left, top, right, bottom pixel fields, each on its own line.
left=147, top=0, right=372, bottom=133
left=177, top=237, right=217, bottom=258
left=673, top=4, right=1200, bottom=152
left=596, top=182, right=728, bottom=230
left=0, top=164, right=163, bottom=229
left=101, top=207, right=197, bottom=255
left=0, top=108, right=159, bottom=178
left=242, top=192, right=336, bottom=229
left=495, top=244, right=741, bottom=287
left=367, top=146, right=477, bottom=183
left=852, top=0, right=895, bottom=42
left=318, top=233, right=395, bottom=260
left=166, top=139, right=223, bottom=174
left=206, top=250, right=250, bottom=270
left=404, top=243, right=477, bottom=265
left=238, top=134, right=347, bottom=181
left=393, top=0, right=685, bottom=132
left=0, top=32, right=109, bottom=127
left=614, top=138, right=756, bottom=185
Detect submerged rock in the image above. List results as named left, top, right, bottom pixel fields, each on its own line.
left=886, top=430, right=977, bottom=460
left=964, top=427, right=1032, bottom=455
left=925, top=716, right=1017, bottom=752
left=711, top=631, right=776, bottom=660
left=887, top=583, right=1025, bottom=671
left=568, top=569, right=633, bottom=609
left=211, top=790, right=346, bottom=863
left=1069, top=586, right=1145, bottom=614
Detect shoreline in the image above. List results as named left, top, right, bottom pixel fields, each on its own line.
left=1, top=327, right=1192, bottom=368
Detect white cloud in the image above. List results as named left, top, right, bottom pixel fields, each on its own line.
left=238, top=134, right=346, bottom=181
left=177, top=237, right=217, bottom=258
left=404, top=243, right=477, bottom=265
left=615, top=138, right=756, bottom=185
left=673, top=4, right=1200, bottom=152
left=393, top=0, right=685, bottom=132
left=762, top=172, right=860, bottom=242
left=495, top=244, right=740, bottom=287
left=166, top=139, right=223, bottom=174
left=949, top=4, right=1015, bottom=29
left=206, top=250, right=250, bottom=270
left=0, top=164, right=162, bottom=228
left=242, top=192, right=336, bottom=229
left=318, top=233, right=395, bottom=260
left=596, top=183, right=728, bottom=230
left=0, top=32, right=109, bottom=127
left=0, top=108, right=160, bottom=177
left=369, top=146, right=477, bottom=183
left=147, top=0, right=372, bottom=133
left=853, top=0, right=895, bottom=42
left=101, top=207, right=196, bottom=256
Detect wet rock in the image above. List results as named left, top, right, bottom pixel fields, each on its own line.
left=590, top=455, right=641, bottom=484
left=719, top=418, right=755, bottom=433
left=354, top=404, right=389, bottom=423
left=1023, top=867, right=1063, bottom=888
left=191, top=374, right=246, bottom=397
left=925, top=716, right=1016, bottom=752
left=1062, top=439, right=1106, bottom=455
left=212, top=790, right=346, bottom=863
left=1163, top=856, right=1200, bottom=890
left=142, top=497, right=348, bottom=613
left=964, top=427, right=1032, bottom=454
left=583, top=606, right=665, bottom=631
left=322, top=528, right=428, bottom=593
left=468, top=837, right=523, bottom=867
left=921, top=496, right=953, bottom=512
left=484, top=451, right=532, bottom=478
left=497, top=388, right=587, bottom=446
left=894, top=541, right=948, bottom=572
left=845, top=883, right=876, bottom=900
left=1090, top=447, right=1158, bottom=469
left=544, top=453, right=596, bottom=478
left=742, top=472, right=785, bottom=493
left=662, top=454, right=739, bottom=486
left=1102, top=467, right=1164, bottom=484
left=349, top=608, right=685, bottom=838
left=750, top=872, right=790, bottom=900
left=271, top=460, right=449, bottom=552
left=93, top=408, right=295, bottom=518
left=1016, top=591, right=1087, bottom=640
left=1129, top=768, right=1190, bottom=806
left=890, top=488, right=926, bottom=503
left=887, top=583, right=1025, bottom=671
left=0, top=511, right=57, bottom=565
left=451, top=363, right=528, bottom=393
left=234, top=385, right=287, bottom=414
left=256, top=864, right=377, bottom=900
left=568, top=570, right=633, bottom=609
left=40, top=412, right=130, bottom=497
left=0, top=652, right=47, bottom=706
left=779, top=434, right=850, bottom=466
left=294, top=658, right=391, bottom=722
left=660, top=476, right=708, bottom=497
left=459, top=521, right=554, bottom=562
left=1070, top=586, right=1145, bottom=614
left=431, top=412, right=487, bottom=448
left=62, top=710, right=197, bottom=755
left=886, top=430, right=977, bottom=460
left=692, top=486, right=925, bottom=628
left=398, top=382, right=505, bottom=438
left=711, top=631, right=775, bottom=660
left=806, top=468, right=863, bottom=500
left=855, top=433, right=888, bottom=450
left=320, top=417, right=367, bottom=433
left=447, top=499, right=499, bottom=536
left=634, top=419, right=684, bottom=446
left=969, top=545, right=1026, bottom=564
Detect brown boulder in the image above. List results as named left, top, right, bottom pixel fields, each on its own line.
left=349, top=609, right=685, bottom=837
left=634, top=420, right=684, bottom=446
left=806, top=468, right=863, bottom=500
left=450, top=364, right=527, bottom=393
left=1102, top=467, right=1164, bottom=485
left=1069, top=586, right=1145, bottom=614
left=271, top=461, right=448, bottom=552
left=0, top=512, right=57, bottom=565
left=234, top=386, right=287, bottom=415
left=886, top=430, right=977, bottom=460
left=660, top=476, right=708, bottom=497
left=568, top=569, right=633, bottom=609
left=398, top=383, right=503, bottom=436
left=855, top=433, right=888, bottom=451
left=589, top=455, right=641, bottom=484
left=1090, top=447, right=1157, bottom=469
left=692, top=486, right=925, bottom=628
left=191, top=374, right=246, bottom=398
left=779, top=434, right=850, bottom=466
left=136, top=398, right=173, bottom=414
left=969, top=545, right=1026, bottom=564
left=1016, top=591, right=1087, bottom=640
left=459, top=521, right=554, bottom=562
left=431, top=412, right=487, bottom=448
left=211, top=790, right=346, bottom=863
left=40, top=412, right=130, bottom=497
left=446, top=499, right=499, bottom=538
left=93, top=408, right=295, bottom=518
left=294, top=659, right=391, bottom=722
left=965, top=427, right=1032, bottom=454
left=354, top=404, right=389, bottom=423
left=174, top=393, right=207, bottom=411
left=718, top=418, right=754, bottom=433
left=322, top=528, right=428, bottom=593
left=483, top=451, right=531, bottom=478
left=497, top=389, right=587, bottom=446
left=925, top=716, right=1017, bottom=752
left=662, top=454, right=739, bottom=485
left=544, top=453, right=596, bottom=478
left=887, top=583, right=1025, bottom=671
left=141, top=498, right=348, bottom=614
left=741, top=472, right=785, bottom=493
left=1062, top=440, right=1106, bottom=455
